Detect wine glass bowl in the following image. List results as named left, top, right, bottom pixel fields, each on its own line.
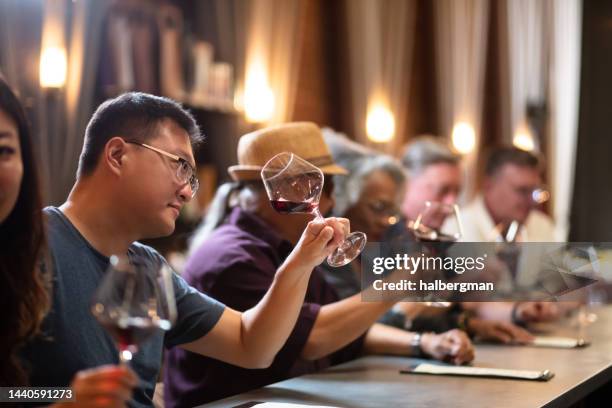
left=408, top=201, right=463, bottom=307
left=409, top=201, right=463, bottom=242
left=262, top=153, right=324, bottom=215
left=92, top=255, right=176, bottom=362
left=261, top=152, right=367, bottom=267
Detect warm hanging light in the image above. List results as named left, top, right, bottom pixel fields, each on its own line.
left=40, top=0, right=68, bottom=89
left=244, top=60, right=275, bottom=123
left=366, top=105, right=395, bottom=143
left=40, top=46, right=67, bottom=88
left=513, top=125, right=536, bottom=151
left=451, top=122, right=476, bottom=154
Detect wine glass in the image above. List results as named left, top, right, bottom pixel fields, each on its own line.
left=409, top=201, right=463, bottom=243
left=408, top=201, right=463, bottom=307
left=91, top=254, right=177, bottom=363
left=490, top=220, right=520, bottom=242
left=261, top=152, right=367, bottom=267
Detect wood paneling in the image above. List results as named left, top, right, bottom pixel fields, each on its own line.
left=569, top=0, right=612, bottom=241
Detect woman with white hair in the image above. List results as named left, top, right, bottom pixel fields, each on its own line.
left=321, top=129, right=406, bottom=297
left=321, top=129, right=475, bottom=348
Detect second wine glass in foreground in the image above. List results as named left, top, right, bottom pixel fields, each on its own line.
left=91, top=254, right=177, bottom=362
left=261, top=152, right=367, bottom=267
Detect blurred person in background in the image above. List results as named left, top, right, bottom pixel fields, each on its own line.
left=458, top=147, right=567, bottom=321
left=386, top=136, right=554, bottom=343
left=321, top=129, right=473, bottom=349
left=398, top=135, right=463, bottom=233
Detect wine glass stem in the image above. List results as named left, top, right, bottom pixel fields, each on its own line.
left=313, top=206, right=325, bottom=221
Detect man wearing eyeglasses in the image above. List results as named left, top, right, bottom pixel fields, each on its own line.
left=22, top=92, right=348, bottom=408
left=459, top=146, right=556, bottom=242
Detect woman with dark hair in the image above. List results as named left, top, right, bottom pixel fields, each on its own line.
left=0, top=76, right=49, bottom=386
left=0, top=77, right=138, bottom=407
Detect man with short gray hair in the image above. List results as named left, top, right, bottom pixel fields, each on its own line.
left=400, top=135, right=462, bottom=227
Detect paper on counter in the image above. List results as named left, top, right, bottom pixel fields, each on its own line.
left=531, top=336, right=589, bottom=348
left=401, top=363, right=554, bottom=381
left=250, top=404, right=340, bottom=408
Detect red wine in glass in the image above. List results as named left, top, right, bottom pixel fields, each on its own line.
left=98, top=316, right=171, bottom=359
left=92, top=255, right=176, bottom=363
left=409, top=201, right=463, bottom=244
left=270, top=200, right=317, bottom=214
left=408, top=201, right=464, bottom=307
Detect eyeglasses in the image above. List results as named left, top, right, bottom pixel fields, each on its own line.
left=125, top=141, right=199, bottom=197
left=366, top=200, right=400, bottom=225
left=512, top=184, right=550, bottom=204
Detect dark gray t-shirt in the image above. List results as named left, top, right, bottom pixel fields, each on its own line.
left=22, top=207, right=225, bottom=407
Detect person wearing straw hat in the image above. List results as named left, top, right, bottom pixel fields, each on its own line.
left=164, top=122, right=474, bottom=407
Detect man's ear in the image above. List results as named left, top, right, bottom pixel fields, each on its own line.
left=104, top=137, right=128, bottom=176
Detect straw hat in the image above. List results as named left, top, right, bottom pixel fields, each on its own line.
left=228, top=122, right=348, bottom=181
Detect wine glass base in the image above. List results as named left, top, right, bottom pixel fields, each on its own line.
left=327, top=232, right=367, bottom=267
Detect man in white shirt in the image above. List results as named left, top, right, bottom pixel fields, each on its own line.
left=460, top=147, right=555, bottom=242
left=457, top=147, right=561, bottom=321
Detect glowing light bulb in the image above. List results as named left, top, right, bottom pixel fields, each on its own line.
left=451, top=122, right=476, bottom=154
left=513, top=130, right=535, bottom=151
left=244, top=63, right=275, bottom=123
left=40, top=46, right=67, bottom=88
left=366, top=105, right=395, bottom=143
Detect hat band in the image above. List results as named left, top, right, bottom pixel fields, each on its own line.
left=306, top=155, right=335, bottom=168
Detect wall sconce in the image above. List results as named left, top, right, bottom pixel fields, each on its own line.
left=513, top=122, right=536, bottom=151
left=513, top=132, right=535, bottom=152
left=244, top=84, right=274, bottom=123
left=40, top=46, right=67, bottom=89
left=366, top=105, right=395, bottom=143
left=451, top=122, right=476, bottom=154
left=244, top=62, right=274, bottom=123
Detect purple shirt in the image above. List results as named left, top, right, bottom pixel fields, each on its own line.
left=164, top=207, right=365, bottom=407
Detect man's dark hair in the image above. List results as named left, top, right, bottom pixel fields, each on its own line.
left=485, top=146, right=542, bottom=177
left=77, top=92, right=202, bottom=178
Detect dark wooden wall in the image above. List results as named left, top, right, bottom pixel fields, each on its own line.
left=569, top=0, right=612, bottom=241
